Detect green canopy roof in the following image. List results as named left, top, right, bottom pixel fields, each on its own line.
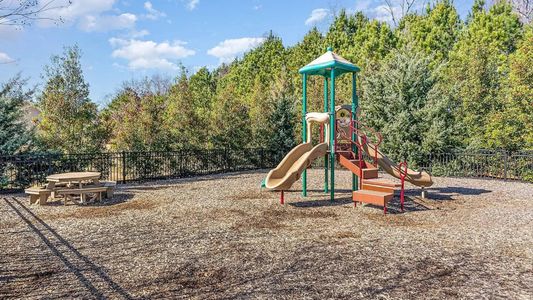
left=299, top=47, right=360, bottom=77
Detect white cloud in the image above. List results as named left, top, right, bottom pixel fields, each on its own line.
left=79, top=13, right=137, bottom=32
left=0, top=52, right=14, bottom=63
left=305, top=8, right=329, bottom=25
left=128, top=29, right=150, bottom=38
left=39, top=0, right=116, bottom=25
left=207, top=37, right=265, bottom=63
left=109, top=38, right=195, bottom=70
left=143, top=1, right=166, bottom=20
left=186, top=0, right=199, bottom=10
left=38, top=0, right=141, bottom=32
left=253, top=5, right=262, bottom=10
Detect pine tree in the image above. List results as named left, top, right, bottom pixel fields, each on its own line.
left=267, top=97, right=296, bottom=157
left=444, top=1, right=523, bottom=148
left=0, top=75, right=34, bottom=154
left=361, top=43, right=444, bottom=165
left=485, top=27, right=533, bottom=150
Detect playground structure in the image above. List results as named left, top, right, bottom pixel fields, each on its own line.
left=264, top=47, right=433, bottom=213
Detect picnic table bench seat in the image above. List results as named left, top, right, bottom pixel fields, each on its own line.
left=25, top=187, right=53, bottom=205
left=56, top=186, right=109, bottom=205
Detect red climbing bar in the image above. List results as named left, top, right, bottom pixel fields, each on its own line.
left=280, top=190, right=284, bottom=205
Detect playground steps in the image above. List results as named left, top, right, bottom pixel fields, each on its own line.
left=353, top=190, right=394, bottom=213
left=338, top=155, right=379, bottom=179
left=362, top=178, right=400, bottom=193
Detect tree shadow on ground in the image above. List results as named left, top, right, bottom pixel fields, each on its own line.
left=2, top=197, right=134, bottom=299
left=42, top=192, right=135, bottom=207
left=419, top=186, right=492, bottom=201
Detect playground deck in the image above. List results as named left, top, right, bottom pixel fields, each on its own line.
left=1, top=169, right=532, bottom=299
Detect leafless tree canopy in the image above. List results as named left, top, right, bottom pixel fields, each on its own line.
left=0, top=0, right=71, bottom=26
left=509, top=0, right=532, bottom=23
left=384, top=0, right=418, bottom=26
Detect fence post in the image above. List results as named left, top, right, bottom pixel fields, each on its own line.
left=122, top=151, right=126, bottom=184
left=503, top=151, right=508, bottom=180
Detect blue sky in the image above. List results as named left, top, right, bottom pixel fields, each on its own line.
left=0, top=0, right=474, bottom=105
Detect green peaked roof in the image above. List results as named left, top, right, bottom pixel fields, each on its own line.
left=299, top=47, right=360, bottom=77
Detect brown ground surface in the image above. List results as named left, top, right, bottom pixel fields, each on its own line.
left=1, top=169, right=532, bottom=299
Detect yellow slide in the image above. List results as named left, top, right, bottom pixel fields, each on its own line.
left=265, top=112, right=330, bottom=191
left=264, top=142, right=328, bottom=190
left=359, top=137, right=433, bottom=187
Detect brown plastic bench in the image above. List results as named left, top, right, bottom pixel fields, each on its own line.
left=25, top=187, right=53, bottom=205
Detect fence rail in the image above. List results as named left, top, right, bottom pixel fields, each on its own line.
left=420, top=150, right=533, bottom=182
left=1, top=148, right=532, bottom=190
left=0, top=148, right=281, bottom=190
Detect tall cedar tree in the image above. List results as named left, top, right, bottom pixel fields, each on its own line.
left=0, top=75, right=34, bottom=154
left=267, top=97, right=296, bottom=162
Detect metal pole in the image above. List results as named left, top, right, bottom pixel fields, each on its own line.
left=330, top=69, right=335, bottom=201
left=302, top=73, right=307, bottom=197
left=352, top=72, right=358, bottom=192
left=324, top=76, right=329, bottom=193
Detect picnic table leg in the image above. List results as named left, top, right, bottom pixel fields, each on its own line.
left=79, top=182, right=84, bottom=203
left=39, top=193, right=48, bottom=205
left=47, top=182, right=56, bottom=199
left=30, top=195, right=38, bottom=204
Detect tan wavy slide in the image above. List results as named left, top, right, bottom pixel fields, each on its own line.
left=264, top=142, right=328, bottom=190
left=358, top=136, right=433, bottom=187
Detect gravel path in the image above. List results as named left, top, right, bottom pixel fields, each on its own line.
left=1, top=169, right=532, bottom=299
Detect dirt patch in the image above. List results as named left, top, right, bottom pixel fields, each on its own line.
left=232, top=208, right=338, bottom=231
left=46, top=198, right=157, bottom=220
left=227, top=189, right=264, bottom=201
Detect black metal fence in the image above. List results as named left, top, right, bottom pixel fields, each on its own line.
left=420, top=150, right=533, bottom=182
left=0, top=148, right=281, bottom=190
left=1, top=148, right=532, bottom=191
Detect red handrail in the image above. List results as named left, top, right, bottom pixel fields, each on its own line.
left=335, top=121, right=368, bottom=189
left=352, top=119, right=382, bottom=167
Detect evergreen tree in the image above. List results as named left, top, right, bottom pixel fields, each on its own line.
left=0, top=75, right=34, bottom=154
left=398, top=0, right=461, bottom=63
left=361, top=43, right=444, bottom=165
left=267, top=97, right=296, bottom=161
left=444, top=1, right=523, bottom=148
left=485, top=26, right=533, bottom=150
left=37, top=45, right=105, bottom=153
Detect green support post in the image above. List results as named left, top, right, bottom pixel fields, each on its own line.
left=324, top=77, right=329, bottom=193
left=302, top=73, right=307, bottom=197
left=329, top=69, right=335, bottom=201
left=351, top=73, right=358, bottom=192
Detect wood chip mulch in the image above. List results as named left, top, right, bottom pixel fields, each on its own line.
left=1, top=169, right=532, bottom=299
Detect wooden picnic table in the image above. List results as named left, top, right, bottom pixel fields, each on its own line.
left=46, top=172, right=101, bottom=188
left=46, top=172, right=102, bottom=203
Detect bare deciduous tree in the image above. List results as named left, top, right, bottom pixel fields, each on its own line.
left=509, top=0, right=532, bottom=23
left=0, top=0, right=71, bottom=26
left=384, top=0, right=419, bottom=26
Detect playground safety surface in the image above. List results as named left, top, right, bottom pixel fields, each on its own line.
left=1, top=169, right=532, bottom=299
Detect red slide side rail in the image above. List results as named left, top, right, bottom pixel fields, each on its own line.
left=398, top=161, right=408, bottom=211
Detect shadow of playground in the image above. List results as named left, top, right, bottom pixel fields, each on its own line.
left=1, top=197, right=134, bottom=299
